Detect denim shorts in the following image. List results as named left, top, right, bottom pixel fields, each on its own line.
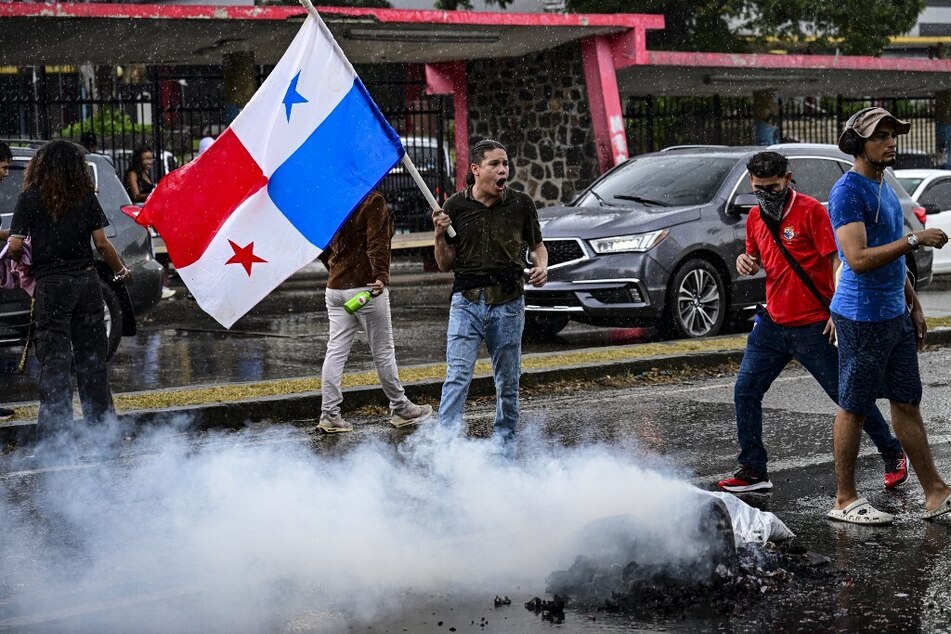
left=831, top=311, right=922, bottom=415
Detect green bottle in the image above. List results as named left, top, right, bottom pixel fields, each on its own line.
left=343, top=290, right=372, bottom=315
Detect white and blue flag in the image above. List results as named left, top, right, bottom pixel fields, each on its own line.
left=137, top=13, right=404, bottom=328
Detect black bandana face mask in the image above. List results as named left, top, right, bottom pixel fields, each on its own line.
left=754, top=187, right=790, bottom=223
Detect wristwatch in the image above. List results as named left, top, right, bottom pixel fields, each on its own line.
left=907, top=233, right=921, bottom=251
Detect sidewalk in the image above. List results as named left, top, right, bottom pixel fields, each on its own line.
left=4, top=326, right=951, bottom=445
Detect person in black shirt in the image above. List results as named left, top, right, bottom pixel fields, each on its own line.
left=8, top=141, right=130, bottom=444
left=124, top=146, right=155, bottom=203
left=0, top=140, right=14, bottom=421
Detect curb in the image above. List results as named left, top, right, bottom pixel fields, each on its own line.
left=4, top=327, right=951, bottom=445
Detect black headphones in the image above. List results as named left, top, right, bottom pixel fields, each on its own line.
left=838, top=107, right=878, bottom=156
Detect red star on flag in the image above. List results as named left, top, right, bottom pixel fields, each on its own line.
left=226, top=239, right=268, bottom=276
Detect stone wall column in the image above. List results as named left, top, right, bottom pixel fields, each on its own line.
left=224, top=51, right=257, bottom=123
left=753, top=89, right=779, bottom=146
left=936, top=90, right=951, bottom=169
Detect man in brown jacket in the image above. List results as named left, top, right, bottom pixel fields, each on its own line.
left=317, top=191, right=432, bottom=433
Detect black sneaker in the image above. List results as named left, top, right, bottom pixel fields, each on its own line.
left=718, top=467, right=773, bottom=493
left=0, top=406, right=14, bottom=421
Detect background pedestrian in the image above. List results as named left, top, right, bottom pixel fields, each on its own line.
left=6, top=140, right=129, bottom=450
left=317, top=191, right=432, bottom=433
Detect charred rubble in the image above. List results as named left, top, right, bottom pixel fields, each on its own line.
left=540, top=496, right=837, bottom=619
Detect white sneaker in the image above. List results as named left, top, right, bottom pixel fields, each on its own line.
left=161, top=287, right=176, bottom=300
left=391, top=403, right=433, bottom=428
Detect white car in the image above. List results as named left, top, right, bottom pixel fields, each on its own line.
left=896, top=169, right=951, bottom=276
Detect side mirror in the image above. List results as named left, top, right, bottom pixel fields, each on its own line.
left=924, top=202, right=942, bottom=215
left=730, top=193, right=758, bottom=216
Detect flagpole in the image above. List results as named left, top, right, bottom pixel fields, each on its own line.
left=297, top=0, right=455, bottom=237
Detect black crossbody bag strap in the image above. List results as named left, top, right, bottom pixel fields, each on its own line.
left=763, top=222, right=831, bottom=309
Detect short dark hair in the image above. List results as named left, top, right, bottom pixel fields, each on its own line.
left=0, top=140, right=11, bottom=162
left=465, top=139, right=506, bottom=186
left=746, top=151, right=789, bottom=179
left=80, top=131, right=98, bottom=149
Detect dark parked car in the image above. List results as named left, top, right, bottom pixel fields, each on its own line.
left=0, top=141, right=165, bottom=358
left=526, top=144, right=932, bottom=339
left=380, top=136, right=454, bottom=233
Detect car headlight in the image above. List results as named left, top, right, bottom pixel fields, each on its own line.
left=589, top=230, right=669, bottom=254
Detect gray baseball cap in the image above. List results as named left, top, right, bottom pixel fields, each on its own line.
left=838, top=107, right=910, bottom=152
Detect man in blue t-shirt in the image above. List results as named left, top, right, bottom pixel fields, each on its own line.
left=827, top=107, right=951, bottom=525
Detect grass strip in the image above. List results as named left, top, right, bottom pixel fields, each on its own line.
left=8, top=320, right=951, bottom=419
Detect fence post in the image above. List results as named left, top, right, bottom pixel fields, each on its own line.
left=37, top=66, right=51, bottom=140
left=835, top=95, right=844, bottom=137
left=150, top=66, right=163, bottom=178
left=646, top=95, right=655, bottom=153
left=713, top=94, right=723, bottom=145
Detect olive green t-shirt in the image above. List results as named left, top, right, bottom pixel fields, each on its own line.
left=444, top=186, right=543, bottom=305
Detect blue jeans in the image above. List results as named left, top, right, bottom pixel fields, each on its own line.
left=439, top=293, right=525, bottom=436
left=734, top=311, right=902, bottom=472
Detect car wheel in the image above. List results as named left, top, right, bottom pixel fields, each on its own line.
left=523, top=314, right=570, bottom=341
left=100, top=281, right=123, bottom=361
left=663, top=259, right=727, bottom=339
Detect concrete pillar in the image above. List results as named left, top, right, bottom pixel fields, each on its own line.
left=936, top=90, right=951, bottom=169
left=425, top=61, right=469, bottom=189
left=753, top=89, right=779, bottom=146
left=580, top=35, right=629, bottom=173
left=224, top=51, right=257, bottom=123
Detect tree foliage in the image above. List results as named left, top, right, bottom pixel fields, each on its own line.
left=567, top=0, right=925, bottom=56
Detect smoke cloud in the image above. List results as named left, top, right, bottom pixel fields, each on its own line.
left=0, top=420, right=713, bottom=632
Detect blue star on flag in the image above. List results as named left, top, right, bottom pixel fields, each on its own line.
left=282, top=70, right=308, bottom=121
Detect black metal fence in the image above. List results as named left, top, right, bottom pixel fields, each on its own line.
left=0, top=64, right=453, bottom=231
left=625, top=95, right=942, bottom=167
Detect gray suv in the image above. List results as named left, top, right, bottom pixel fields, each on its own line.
left=526, top=144, right=932, bottom=339
left=0, top=142, right=164, bottom=358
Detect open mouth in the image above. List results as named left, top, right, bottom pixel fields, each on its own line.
left=496, top=177, right=507, bottom=190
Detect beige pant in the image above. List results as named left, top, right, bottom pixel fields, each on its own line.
left=321, top=287, right=410, bottom=415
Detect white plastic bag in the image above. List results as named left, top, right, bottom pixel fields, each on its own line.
left=704, top=490, right=796, bottom=547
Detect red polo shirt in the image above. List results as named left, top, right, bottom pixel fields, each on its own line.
left=746, top=190, right=838, bottom=327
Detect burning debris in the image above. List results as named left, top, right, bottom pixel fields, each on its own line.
left=539, top=494, right=835, bottom=621
left=524, top=595, right=566, bottom=623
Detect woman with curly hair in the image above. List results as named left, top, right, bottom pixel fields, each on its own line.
left=7, top=140, right=129, bottom=444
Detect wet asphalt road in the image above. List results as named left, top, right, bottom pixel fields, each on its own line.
left=0, top=259, right=674, bottom=404
left=2, top=260, right=950, bottom=406
left=2, top=345, right=951, bottom=632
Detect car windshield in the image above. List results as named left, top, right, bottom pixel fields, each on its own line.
left=896, top=177, right=924, bottom=196
left=578, top=156, right=738, bottom=209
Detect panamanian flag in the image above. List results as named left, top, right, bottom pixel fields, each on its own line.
left=136, top=14, right=404, bottom=328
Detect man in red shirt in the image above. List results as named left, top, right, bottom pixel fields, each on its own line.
left=718, top=151, right=906, bottom=492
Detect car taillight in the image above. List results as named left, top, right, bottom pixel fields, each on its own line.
left=120, top=204, right=142, bottom=220
left=913, top=206, right=927, bottom=226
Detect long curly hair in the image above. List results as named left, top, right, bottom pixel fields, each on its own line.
left=23, top=140, right=93, bottom=220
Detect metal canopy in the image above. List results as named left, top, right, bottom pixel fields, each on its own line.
left=3, top=4, right=949, bottom=98
left=618, top=51, right=951, bottom=98
left=0, top=3, right=655, bottom=65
